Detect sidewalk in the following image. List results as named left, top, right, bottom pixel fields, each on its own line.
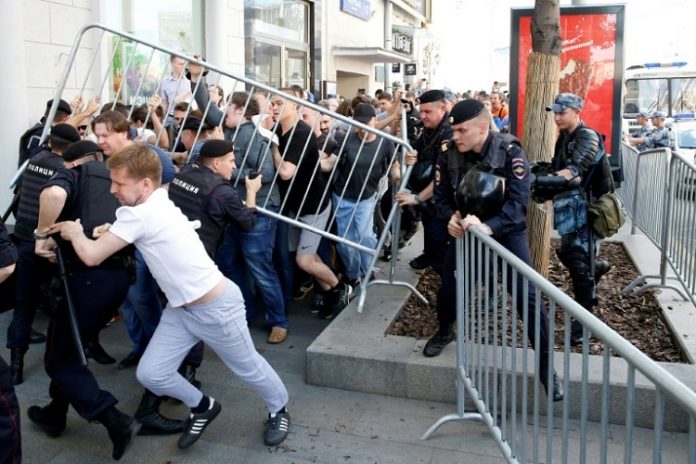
left=2, top=218, right=693, bottom=463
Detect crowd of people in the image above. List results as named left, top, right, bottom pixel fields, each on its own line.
left=1, top=53, right=616, bottom=461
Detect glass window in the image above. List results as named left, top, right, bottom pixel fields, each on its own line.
left=671, top=78, right=696, bottom=115
left=623, top=78, right=669, bottom=115
left=244, top=0, right=311, bottom=89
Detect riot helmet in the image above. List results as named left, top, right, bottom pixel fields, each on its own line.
left=455, top=168, right=506, bottom=221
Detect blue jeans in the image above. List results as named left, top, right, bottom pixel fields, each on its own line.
left=332, top=193, right=378, bottom=280
left=216, top=208, right=288, bottom=329
left=120, top=250, right=163, bottom=356
left=273, top=219, right=294, bottom=305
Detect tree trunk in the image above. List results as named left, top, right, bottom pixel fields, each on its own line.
left=523, top=0, right=561, bottom=277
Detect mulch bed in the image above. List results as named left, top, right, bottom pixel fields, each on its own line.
left=388, top=240, right=684, bottom=363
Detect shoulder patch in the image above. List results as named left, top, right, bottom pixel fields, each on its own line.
left=434, top=165, right=441, bottom=185
left=441, top=140, right=449, bottom=153
left=511, top=157, right=527, bottom=180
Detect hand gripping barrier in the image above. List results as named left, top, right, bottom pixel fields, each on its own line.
left=7, top=23, right=426, bottom=312
left=423, top=228, right=696, bottom=463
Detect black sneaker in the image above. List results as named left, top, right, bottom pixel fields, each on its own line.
left=310, top=292, right=325, bottom=314
left=319, top=283, right=352, bottom=320
left=177, top=398, right=222, bottom=449
left=409, top=253, right=429, bottom=270
left=264, top=410, right=290, bottom=446
left=423, top=330, right=454, bottom=357
left=292, top=279, right=314, bottom=301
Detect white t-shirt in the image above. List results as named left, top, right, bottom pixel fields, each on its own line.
left=109, top=188, right=223, bottom=307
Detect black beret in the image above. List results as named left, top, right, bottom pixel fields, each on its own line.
left=47, top=98, right=72, bottom=115
left=418, top=89, right=446, bottom=104
left=200, top=140, right=234, bottom=158
left=62, top=140, right=101, bottom=162
left=448, top=99, right=485, bottom=125
left=49, top=123, right=81, bottom=144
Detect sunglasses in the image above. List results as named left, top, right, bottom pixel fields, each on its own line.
left=78, top=125, right=88, bottom=131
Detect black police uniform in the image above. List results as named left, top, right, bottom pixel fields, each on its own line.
left=409, top=111, right=452, bottom=274
left=428, top=126, right=562, bottom=400
left=7, top=148, right=64, bottom=384
left=552, top=122, right=613, bottom=331
left=432, top=132, right=549, bottom=347
left=0, top=218, right=21, bottom=464
left=169, top=163, right=257, bottom=258
left=38, top=161, right=133, bottom=423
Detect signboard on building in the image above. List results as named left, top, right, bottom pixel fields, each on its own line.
left=509, top=5, right=625, bottom=157
left=392, top=25, right=414, bottom=56
left=405, top=63, right=417, bottom=76
left=392, top=63, right=401, bottom=73
left=340, top=0, right=371, bottom=21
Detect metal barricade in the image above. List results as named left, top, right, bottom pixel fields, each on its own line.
left=423, top=228, right=696, bottom=463
left=616, top=142, right=639, bottom=219
left=9, top=23, right=426, bottom=312
left=620, top=145, right=696, bottom=304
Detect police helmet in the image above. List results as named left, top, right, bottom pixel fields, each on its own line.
left=455, top=168, right=506, bottom=221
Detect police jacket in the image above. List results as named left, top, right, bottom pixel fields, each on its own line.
left=14, top=149, right=65, bottom=241
left=169, top=164, right=256, bottom=258
left=433, top=132, right=530, bottom=237
left=553, top=122, right=613, bottom=201
left=46, top=160, right=132, bottom=269
left=408, top=113, right=452, bottom=193
left=18, top=120, right=45, bottom=167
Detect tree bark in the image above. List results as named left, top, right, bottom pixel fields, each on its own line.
left=523, top=0, right=561, bottom=277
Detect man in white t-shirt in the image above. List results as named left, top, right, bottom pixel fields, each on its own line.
left=48, top=144, right=291, bottom=449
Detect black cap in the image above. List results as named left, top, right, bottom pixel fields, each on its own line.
left=47, top=98, right=72, bottom=115
left=200, top=140, right=234, bottom=158
left=49, top=123, right=81, bottom=144
left=418, top=89, right=446, bottom=104
left=181, top=117, right=203, bottom=132
left=62, top=140, right=101, bottom=161
left=353, top=103, right=376, bottom=123
left=448, top=99, right=485, bottom=125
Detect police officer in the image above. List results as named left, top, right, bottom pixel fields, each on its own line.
left=18, top=98, right=73, bottom=167
left=627, top=111, right=670, bottom=149
left=33, top=140, right=140, bottom=460
left=7, top=123, right=80, bottom=385
left=545, top=93, right=614, bottom=345
left=623, top=111, right=654, bottom=151
left=423, top=99, right=562, bottom=401
left=395, top=89, right=453, bottom=274
left=0, top=217, right=21, bottom=464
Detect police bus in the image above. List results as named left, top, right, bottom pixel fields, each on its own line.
left=622, top=62, right=696, bottom=132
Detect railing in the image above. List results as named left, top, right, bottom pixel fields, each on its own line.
left=423, top=229, right=696, bottom=463
left=7, top=23, right=427, bottom=312
left=618, top=142, right=696, bottom=304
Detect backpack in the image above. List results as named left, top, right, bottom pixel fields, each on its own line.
left=587, top=191, right=625, bottom=238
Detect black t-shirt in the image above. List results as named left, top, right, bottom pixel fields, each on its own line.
left=332, top=132, right=393, bottom=200
left=276, top=121, right=329, bottom=216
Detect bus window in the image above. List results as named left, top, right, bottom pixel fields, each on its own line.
left=671, top=77, right=696, bottom=114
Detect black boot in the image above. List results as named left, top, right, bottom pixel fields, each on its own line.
left=423, top=324, right=454, bottom=358
left=134, top=390, right=185, bottom=435
left=29, top=328, right=46, bottom=344
left=539, top=353, right=563, bottom=402
left=27, top=402, right=68, bottom=437
left=85, top=340, right=116, bottom=365
left=594, top=260, right=612, bottom=284
left=97, top=406, right=141, bottom=461
left=570, top=320, right=584, bottom=346
left=10, top=349, right=25, bottom=385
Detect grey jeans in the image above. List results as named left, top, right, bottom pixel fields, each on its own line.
left=136, top=279, right=288, bottom=413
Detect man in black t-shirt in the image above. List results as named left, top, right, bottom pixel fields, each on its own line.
left=270, top=90, right=350, bottom=319
left=323, top=104, right=400, bottom=290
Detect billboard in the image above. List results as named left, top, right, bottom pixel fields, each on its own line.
left=509, top=5, right=625, bottom=157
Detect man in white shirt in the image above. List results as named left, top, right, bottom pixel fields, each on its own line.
left=47, top=143, right=291, bottom=449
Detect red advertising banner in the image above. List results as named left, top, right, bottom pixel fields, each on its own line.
left=510, top=6, right=624, bottom=157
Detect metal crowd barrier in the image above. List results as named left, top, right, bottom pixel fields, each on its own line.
left=10, top=23, right=426, bottom=312
left=618, top=142, right=696, bottom=304
left=423, top=228, right=696, bottom=463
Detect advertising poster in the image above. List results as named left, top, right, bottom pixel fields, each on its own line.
left=509, top=5, right=624, bottom=157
